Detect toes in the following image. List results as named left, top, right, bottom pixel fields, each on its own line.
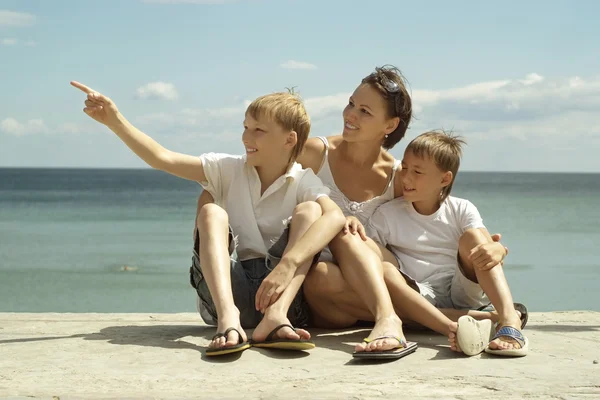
left=489, top=337, right=517, bottom=350
left=366, top=338, right=403, bottom=352
left=294, top=328, right=310, bottom=340
left=355, top=342, right=368, bottom=352
left=282, top=327, right=300, bottom=340
left=225, top=330, right=241, bottom=347
left=210, top=336, right=225, bottom=349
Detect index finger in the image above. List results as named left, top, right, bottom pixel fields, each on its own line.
left=70, top=81, right=95, bottom=94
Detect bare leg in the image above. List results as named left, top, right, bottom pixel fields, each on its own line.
left=197, top=203, right=247, bottom=349
left=304, top=261, right=372, bottom=327
left=194, top=190, right=214, bottom=237
left=458, top=229, right=522, bottom=351
left=308, top=231, right=404, bottom=353
left=381, top=263, right=455, bottom=335
left=251, top=202, right=321, bottom=343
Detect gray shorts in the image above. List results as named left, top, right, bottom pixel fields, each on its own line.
left=189, top=225, right=313, bottom=329
left=401, top=263, right=489, bottom=310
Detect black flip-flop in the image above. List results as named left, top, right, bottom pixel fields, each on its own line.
left=352, top=336, right=418, bottom=360
left=250, top=324, right=315, bottom=351
left=205, top=327, right=250, bottom=356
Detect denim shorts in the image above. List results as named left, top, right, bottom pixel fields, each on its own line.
left=189, top=225, right=313, bottom=329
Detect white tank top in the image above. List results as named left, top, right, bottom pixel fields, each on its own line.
left=316, top=136, right=400, bottom=227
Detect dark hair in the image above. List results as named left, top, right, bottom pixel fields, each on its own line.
left=361, top=65, right=412, bottom=149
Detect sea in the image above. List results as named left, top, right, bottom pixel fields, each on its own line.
left=1, top=168, right=599, bottom=313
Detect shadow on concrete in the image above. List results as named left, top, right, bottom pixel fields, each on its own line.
left=524, top=324, right=600, bottom=333
left=1, top=323, right=457, bottom=362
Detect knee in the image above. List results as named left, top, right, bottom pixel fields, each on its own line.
left=383, top=264, right=407, bottom=286
left=197, top=203, right=228, bottom=229
left=332, top=229, right=360, bottom=247
left=293, top=201, right=322, bottom=221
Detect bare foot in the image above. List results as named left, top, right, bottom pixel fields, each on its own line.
left=354, top=315, right=406, bottom=353
left=209, top=311, right=247, bottom=350
left=488, top=314, right=523, bottom=351
left=447, top=321, right=460, bottom=352
left=252, top=310, right=310, bottom=343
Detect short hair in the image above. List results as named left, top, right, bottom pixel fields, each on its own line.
left=245, top=90, right=310, bottom=162
left=406, top=130, right=466, bottom=201
left=361, top=65, right=412, bottom=149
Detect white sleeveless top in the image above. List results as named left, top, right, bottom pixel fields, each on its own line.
left=316, top=136, right=400, bottom=225
left=316, top=136, right=400, bottom=261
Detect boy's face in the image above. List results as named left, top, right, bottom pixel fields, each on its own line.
left=242, top=113, right=297, bottom=168
left=400, top=150, right=451, bottom=203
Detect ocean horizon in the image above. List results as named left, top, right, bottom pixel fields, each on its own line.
left=1, top=167, right=598, bottom=313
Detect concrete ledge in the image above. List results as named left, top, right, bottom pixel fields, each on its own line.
left=1, top=311, right=599, bottom=399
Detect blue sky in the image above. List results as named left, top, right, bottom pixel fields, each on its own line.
left=1, top=0, right=599, bottom=172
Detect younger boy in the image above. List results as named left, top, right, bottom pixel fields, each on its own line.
left=71, top=82, right=345, bottom=356
left=368, top=130, right=528, bottom=356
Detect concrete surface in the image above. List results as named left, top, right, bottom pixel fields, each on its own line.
left=1, top=311, right=599, bottom=399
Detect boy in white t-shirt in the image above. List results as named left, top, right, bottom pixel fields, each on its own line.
left=71, top=82, right=345, bottom=356
left=368, top=131, right=528, bottom=356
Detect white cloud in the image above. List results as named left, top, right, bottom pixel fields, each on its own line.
left=136, top=82, right=179, bottom=101
left=304, top=93, right=348, bottom=120
left=127, top=73, right=600, bottom=150
left=57, top=123, right=84, bottom=134
left=0, top=10, right=36, bottom=27
left=135, top=104, right=246, bottom=135
left=0, top=119, right=95, bottom=136
left=411, top=73, right=600, bottom=136
left=1, top=118, right=48, bottom=136
left=280, top=60, right=318, bottom=70
left=1, top=38, right=36, bottom=47
left=1, top=38, right=17, bottom=46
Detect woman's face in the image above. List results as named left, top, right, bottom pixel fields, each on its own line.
left=342, top=83, right=396, bottom=145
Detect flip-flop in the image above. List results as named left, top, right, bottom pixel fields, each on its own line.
left=485, top=325, right=529, bottom=357
left=514, top=303, right=529, bottom=329
left=477, top=302, right=529, bottom=329
left=352, top=336, right=418, bottom=360
left=205, top=327, right=251, bottom=356
left=250, top=324, right=315, bottom=351
left=456, top=315, right=494, bottom=356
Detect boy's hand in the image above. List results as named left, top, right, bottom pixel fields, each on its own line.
left=255, top=260, right=296, bottom=313
left=344, top=216, right=367, bottom=241
left=70, top=81, right=120, bottom=127
left=469, top=242, right=507, bottom=271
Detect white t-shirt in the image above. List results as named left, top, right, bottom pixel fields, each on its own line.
left=199, top=153, right=330, bottom=261
left=367, top=196, right=486, bottom=283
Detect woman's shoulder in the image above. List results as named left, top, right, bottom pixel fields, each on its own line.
left=298, top=136, right=328, bottom=173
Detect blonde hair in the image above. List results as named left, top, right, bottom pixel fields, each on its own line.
left=406, top=130, right=466, bottom=202
left=245, top=90, right=310, bottom=162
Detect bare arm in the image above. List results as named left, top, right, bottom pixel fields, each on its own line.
left=296, top=137, right=327, bottom=173
left=281, top=196, right=345, bottom=268
left=71, top=81, right=206, bottom=182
